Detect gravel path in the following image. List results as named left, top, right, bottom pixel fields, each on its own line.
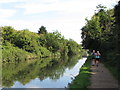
left=88, top=63, right=119, bottom=88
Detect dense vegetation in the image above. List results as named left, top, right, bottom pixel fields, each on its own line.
left=1, top=26, right=83, bottom=63
left=81, top=2, right=120, bottom=81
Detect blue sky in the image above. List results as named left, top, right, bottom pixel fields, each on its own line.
left=0, top=0, right=119, bottom=43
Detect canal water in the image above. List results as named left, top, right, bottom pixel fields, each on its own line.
left=2, top=57, right=87, bottom=88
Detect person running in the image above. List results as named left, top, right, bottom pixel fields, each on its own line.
left=91, top=50, right=96, bottom=66
left=95, top=51, right=101, bottom=67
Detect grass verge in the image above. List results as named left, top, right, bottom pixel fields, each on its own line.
left=68, top=56, right=91, bottom=90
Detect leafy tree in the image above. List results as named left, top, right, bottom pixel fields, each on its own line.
left=38, top=26, right=47, bottom=34
left=67, top=39, right=81, bottom=55
left=114, top=1, right=120, bottom=52
left=2, top=26, right=15, bottom=42
left=2, top=25, right=83, bottom=63
left=81, top=5, right=115, bottom=51
left=81, top=2, right=120, bottom=80
left=45, top=32, right=61, bottom=53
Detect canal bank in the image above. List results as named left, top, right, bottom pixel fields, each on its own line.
left=68, top=56, right=91, bottom=89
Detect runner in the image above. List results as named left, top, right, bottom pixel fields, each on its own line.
left=91, top=50, right=96, bottom=66
left=95, top=51, right=101, bottom=67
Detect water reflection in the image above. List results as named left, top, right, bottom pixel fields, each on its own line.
left=2, top=55, right=86, bottom=88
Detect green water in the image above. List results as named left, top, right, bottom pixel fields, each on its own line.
left=2, top=55, right=86, bottom=88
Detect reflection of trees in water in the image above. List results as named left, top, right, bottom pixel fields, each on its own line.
left=2, top=55, right=82, bottom=87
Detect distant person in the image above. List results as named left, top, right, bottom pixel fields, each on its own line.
left=91, top=50, right=96, bottom=66
left=95, top=51, right=101, bottom=67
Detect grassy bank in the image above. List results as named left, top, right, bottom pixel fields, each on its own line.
left=69, top=56, right=91, bottom=89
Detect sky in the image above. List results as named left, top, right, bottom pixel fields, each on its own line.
left=0, top=0, right=119, bottom=44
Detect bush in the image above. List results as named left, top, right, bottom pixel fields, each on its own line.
left=2, top=41, right=35, bottom=63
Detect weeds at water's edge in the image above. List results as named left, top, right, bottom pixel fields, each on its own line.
left=68, top=56, right=91, bottom=89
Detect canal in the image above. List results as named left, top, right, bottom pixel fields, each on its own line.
left=2, top=55, right=87, bottom=88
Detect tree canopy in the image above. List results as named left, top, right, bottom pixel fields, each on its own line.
left=2, top=26, right=83, bottom=63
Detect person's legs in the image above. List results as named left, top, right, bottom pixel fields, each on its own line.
left=94, top=59, right=97, bottom=65
left=96, top=59, right=100, bottom=67
left=92, top=59, right=95, bottom=66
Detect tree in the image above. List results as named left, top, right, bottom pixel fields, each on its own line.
left=114, top=1, right=120, bottom=52
left=2, top=26, right=15, bottom=42
left=81, top=4, right=115, bottom=52
left=38, top=26, right=47, bottom=34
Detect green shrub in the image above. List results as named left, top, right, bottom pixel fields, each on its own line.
left=2, top=41, right=35, bottom=63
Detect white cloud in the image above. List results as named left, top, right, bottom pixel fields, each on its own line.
left=0, top=9, right=16, bottom=19
left=0, top=19, right=37, bottom=31
left=15, top=0, right=118, bottom=14
left=15, top=1, right=62, bottom=14
left=0, top=0, right=18, bottom=3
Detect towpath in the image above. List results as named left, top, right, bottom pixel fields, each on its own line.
left=88, top=63, right=119, bottom=89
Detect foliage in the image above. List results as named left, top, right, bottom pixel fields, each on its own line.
left=1, top=26, right=82, bottom=63
left=38, top=26, right=47, bottom=34
left=81, top=2, right=120, bottom=81
left=67, top=39, right=81, bottom=55
left=2, top=26, right=15, bottom=42
left=2, top=40, right=35, bottom=62
left=114, top=1, right=120, bottom=52
left=81, top=6, right=115, bottom=51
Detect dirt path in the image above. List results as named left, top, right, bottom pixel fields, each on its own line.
left=88, top=63, right=119, bottom=88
